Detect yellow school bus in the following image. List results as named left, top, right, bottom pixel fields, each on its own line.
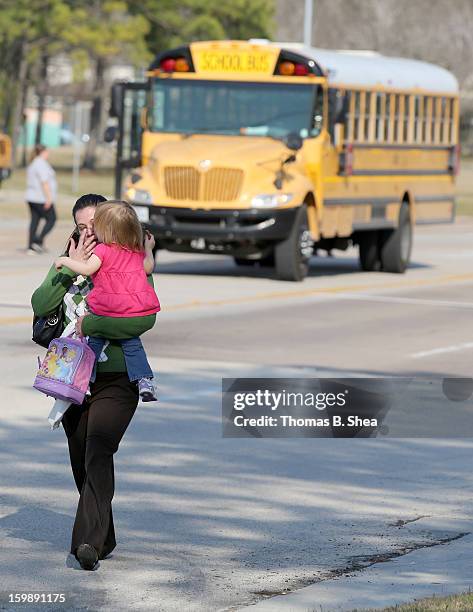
left=0, top=133, right=12, bottom=185
left=111, top=40, right=459, bottom=281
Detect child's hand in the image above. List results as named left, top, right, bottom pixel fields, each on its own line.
left=144, top=230, right=155, bottom=252
left=75, top=314, right=87, bottom=337
left=55, top=258, right=65, bottom=270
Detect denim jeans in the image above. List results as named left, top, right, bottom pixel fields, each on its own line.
left=88, top=336, right=153, bottom=383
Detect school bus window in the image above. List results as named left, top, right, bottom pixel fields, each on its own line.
left=424, top=97, right=432, bottom=143
left=406, top=95, right=415, bottom=142
left=311, top=87, right=324, bottom=136
left=360, top=91, right=367, bottom=141
left=328, top=88, right=344, bottom=142
left=363, top=91, right=372, bottom=141
left=391, top=95, right=397, bottom=142
left=430, top=97, right=437, bottom=143
left=403, top=95, right=410, bottom=142
left=396, top=95, right=405, bottom=143
left=439, top=97, right=448, bottom=144
left=352, top=91, right=361, bottom=142
left=150, top=79, right=319, bottom=139
left=415, top=96, right=423, bottom=143
left=384, top=94, right=392, bottom=141
left=345, top=91, right=355, bottom=142
left=448, top=98, right=455, bottom=144
left=375, top=93, right=384, bottom=142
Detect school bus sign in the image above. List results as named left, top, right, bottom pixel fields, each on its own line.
left=192, top=46, right=278, bottom=76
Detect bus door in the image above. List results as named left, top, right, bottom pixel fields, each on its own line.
left=110, top=81, right=149, bottom=198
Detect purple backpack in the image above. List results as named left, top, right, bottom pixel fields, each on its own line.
left=34, top=336, right=96, bottom=405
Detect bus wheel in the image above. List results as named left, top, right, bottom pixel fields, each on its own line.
left=359, top=231, right=381, bottom=271
left=234, top=252, right=274, bottom=267
left=234, top=257, right=258, bottom=267
left=380, top=203, right=412, bottom=273
left=275, top=204, right=312, bottom=282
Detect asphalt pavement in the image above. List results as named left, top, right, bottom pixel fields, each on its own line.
left=0, top=215, right=473, bottom=611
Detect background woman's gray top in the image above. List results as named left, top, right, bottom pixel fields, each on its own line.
left=25, top=156, right=57, bottom=204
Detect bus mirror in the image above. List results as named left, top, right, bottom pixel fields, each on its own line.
left=110, top=82, right=124, bottom=118
left=104, top=126, right=117, bottom=143
left=285, top=132, right=303, bottom=151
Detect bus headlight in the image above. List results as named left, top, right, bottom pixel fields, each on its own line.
left=133, top=189, right=152, bottom=204
left=251, top=193, right=293, bottom=208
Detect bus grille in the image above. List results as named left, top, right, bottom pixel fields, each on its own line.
left=164, top=166, right=243, bottom=201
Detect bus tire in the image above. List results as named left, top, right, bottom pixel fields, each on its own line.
left=275, top=204, right=312, bottom=282
left=359, top=231, right=381, bottom=271
left=234, top=252, right=274, bottom=267
left=380, top=203, right=412, bottom=273
left=234, top=257, right=257, bottom=267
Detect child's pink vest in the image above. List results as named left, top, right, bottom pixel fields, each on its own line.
left=34, top=336, right=95, bottom=404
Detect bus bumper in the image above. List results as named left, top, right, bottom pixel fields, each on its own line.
left=135, top=205, right=298, bottom=242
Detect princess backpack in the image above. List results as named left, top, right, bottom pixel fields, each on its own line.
left=33, top=336, right=95, bottom=404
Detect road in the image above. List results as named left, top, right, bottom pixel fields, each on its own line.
left=0, top=216, right=472, bottom=611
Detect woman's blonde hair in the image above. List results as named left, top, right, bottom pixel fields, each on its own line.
left=93, top=200, right=143, bottom=251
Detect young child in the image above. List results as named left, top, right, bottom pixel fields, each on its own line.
left=55, top=200, right=160, bottom=401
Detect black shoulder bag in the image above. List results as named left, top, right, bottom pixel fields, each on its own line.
left=32, top=304, right=64, bottom=348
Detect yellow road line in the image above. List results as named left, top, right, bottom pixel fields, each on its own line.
left=162, top=272, right=473, bottom=311
left=2, top=272, right=473, bottom=325
left=0, top=315, right=32, bottom=325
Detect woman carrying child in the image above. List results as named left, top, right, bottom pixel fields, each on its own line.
left=31, top=194, right=158, bottom=571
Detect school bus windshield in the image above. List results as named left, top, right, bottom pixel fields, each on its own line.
left=150, top=79, right=321, bottom=139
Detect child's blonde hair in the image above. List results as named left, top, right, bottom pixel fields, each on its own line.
left=93, top=200, right=143, bottom=251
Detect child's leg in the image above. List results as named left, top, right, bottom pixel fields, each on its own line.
left=119, top=337, right=157, bottom=402
left=87, top=336, right=106, bottom=383
left=118, top=337, right=154, bottom=383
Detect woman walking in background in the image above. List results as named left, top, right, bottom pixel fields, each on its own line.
left=26, top=144, right=57, bottom=254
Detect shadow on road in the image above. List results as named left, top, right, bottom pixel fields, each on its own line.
left=0, top=361, right=472, bottom=609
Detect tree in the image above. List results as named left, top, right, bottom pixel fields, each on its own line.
left=58, top=0, right=150, bottom=168
left=132, top=0, right=274, bottom=57
left=0, top=0, right=71, bottom=163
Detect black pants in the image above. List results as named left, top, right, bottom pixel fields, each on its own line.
left=27, top=201, right=56, bottom=248
left=61, top=372, right=138, bottom=559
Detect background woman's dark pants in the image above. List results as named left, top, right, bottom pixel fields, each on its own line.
left=27, top=201, right=56, bottom=249
left=61, top=372, right=138, bottom=559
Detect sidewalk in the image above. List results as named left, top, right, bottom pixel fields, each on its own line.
left=238, top=531, right=473, bottom=611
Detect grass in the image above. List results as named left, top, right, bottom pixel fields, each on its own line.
left=308, top=590, right=473, bottom=611
left=7, top=142, right=115, bottom=200
left=7, top=166, right=115, bottom=199
left=455, top=157, right=473, bottom=216
left=352, top=591, right=473, bottom=611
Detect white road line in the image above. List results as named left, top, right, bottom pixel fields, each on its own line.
left=411, top=343, right=473, bottom=359
left=338, top=293, right=473, bottom=310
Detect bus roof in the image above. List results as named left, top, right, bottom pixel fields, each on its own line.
left=272, top=43, right=459, bottom=94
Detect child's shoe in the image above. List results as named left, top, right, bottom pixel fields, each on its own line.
left=138, top=377, right=158, bottom=402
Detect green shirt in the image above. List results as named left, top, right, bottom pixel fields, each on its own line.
left=31, top=265, right=156, bottom=373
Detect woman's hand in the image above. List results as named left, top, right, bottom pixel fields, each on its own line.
left=55, top=257, right=67, bottom=270
left=75, top=314, right=88, bottom=337
left=69, top=229, right=97, bottom=262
